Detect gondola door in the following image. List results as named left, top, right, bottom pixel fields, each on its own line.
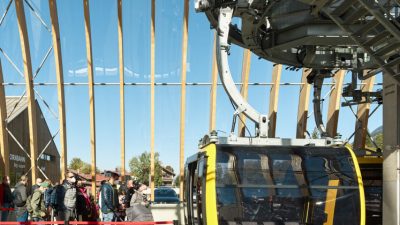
left=185, top=155, right=207, bottom=225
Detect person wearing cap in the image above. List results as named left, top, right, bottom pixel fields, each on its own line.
left=31, top=182, right=49, bottom=221
left=13, top=175, right=29, bottom=222
left=31, top=178, right=43, bottom=193
left=56, top=172, right=77, bottom=222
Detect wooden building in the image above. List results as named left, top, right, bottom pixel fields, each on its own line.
left=1, top=97, right=61, bottom=185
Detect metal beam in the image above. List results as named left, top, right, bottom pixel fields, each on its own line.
left=268, top=64, right=282, bottom=138
left=83, top=0, right=97, bottom=196
left=296, top=69, right=312, bottom=138
left=48, top=0, right=67, bottom=182
left=326, top=70, right=345, bottom=138
left=150, top=0, right=155, bottom=201
left=117, top=0, right=125, bottom=181
left=15, top=0, right=39, bottom=185
left=353, top=73, right=375, bottom=150
left=0, top=60, right=9, bottom=177
left=209, top=32, right=218, bottom=132
left=238, top=49, right=251, bottom=137
left=179, top=0, right=189, bottom=201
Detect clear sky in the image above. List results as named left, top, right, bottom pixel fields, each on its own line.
left=0, top=0, right=383, bottom=174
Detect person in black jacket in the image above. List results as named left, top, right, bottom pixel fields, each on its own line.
left=0, top=176, right=13, bottom=221
left=13, top=175, right=29, bottom=222
left=100, top=174, right=119, bottom=222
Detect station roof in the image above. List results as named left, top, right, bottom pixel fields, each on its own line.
left=6, top=96, right=28, bottom=122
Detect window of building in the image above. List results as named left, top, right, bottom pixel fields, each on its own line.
left=40, top=154, right=54, bottom=162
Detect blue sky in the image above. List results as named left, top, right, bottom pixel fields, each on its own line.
left=0, top=0, right=383, bottom=174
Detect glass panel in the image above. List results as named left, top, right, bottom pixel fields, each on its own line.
left=57, top=0, right=88, bottom=83
left=155, top=86, right=180, bottom=175
left=0, top=1, right=24, bottom=84
left=94, top=86, right=120, bottom=170
left=24, top=0, right=54, bottom=83
left=122, top=0, right=150, bottom=83
left=125, top=86, right=150, bottom=164
left=65, top=86, right=91, bottom=165
left=187, top=5, right=213, bottom=83
left=155, top=0, right=183, bottom=83
left=90, top=0, right=118, bottom=83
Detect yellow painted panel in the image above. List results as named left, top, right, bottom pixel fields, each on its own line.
left=347, top=147, right=366, bottom=225
left=323, top=179, right=339, bottom=225
left=204, top=144, right=218, bottom=225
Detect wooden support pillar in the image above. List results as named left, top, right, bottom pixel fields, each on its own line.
left=0, top=60, right=9, bottom=177
left=353, top=74, right=375, bottom=150
left=179, top=0, right=189, bottom=201
left=209, top=32, right=218, bottom=132
left=49, top=0, right=67, bottom=181
left=83, top=0, right=97, bottom=196
left=268, top=64, right=282, bottom=138
left=150, top=0, right=155, bottom=201
left=326, top=70, right=345, bottom=138
left=237, top=49, right=251, bottom=137
left=117, top=0, right=126, bottom=181
left=296, top=69, right=312, bottom=138
left=15, top=0, right=39, bottom=185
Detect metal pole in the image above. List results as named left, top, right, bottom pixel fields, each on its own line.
left=48, top=0, right=67, bottom=181
left=268, top=64, right=282, bottom=138
left=15, top=0, right=39, bottom=185
left=83, top=0, right=97, bottom=196
left=238, top=49, right=251, bottom=137
left=179, top=0, right=189, bottom=201
left=0, top=60, right=9, bottom=177
left=117, top=0, right=126, bottom=181
left=209, top=32, right=218, bottom=132
left=150, top=0, right=155, bottom=201
left=353, top=73, right=375, bottom=150
left=296, top=69, right=312, bottom=138
left=326, top=70, right=345, bottom=137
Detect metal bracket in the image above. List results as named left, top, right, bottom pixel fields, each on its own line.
left=217, top=6, right=269, bottom=137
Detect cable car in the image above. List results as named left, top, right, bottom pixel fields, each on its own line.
left=185, top=133, right=365, bottom=225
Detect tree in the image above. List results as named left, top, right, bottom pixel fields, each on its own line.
left=68, top=158, right=100, bottom=174
left=69, top=158, right=85, bottom=171
left=366, top=133, right=383, bottom=150
left=174, top=176, right=180, bottom=187
left=129, top=152, right=163, bottom=186
left=310, top=127, right=319, bottom=139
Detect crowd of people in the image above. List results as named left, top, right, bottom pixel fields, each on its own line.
left=0, top=172, right=153, bottom=222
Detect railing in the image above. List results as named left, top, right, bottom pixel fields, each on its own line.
left=0, top=221, right=177, bottom=225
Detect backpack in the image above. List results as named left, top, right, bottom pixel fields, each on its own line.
left=44, top=187, right=53, bottom=208
left=12, top=188, right=25, bottom=207
left=50, top=184, right=66, bottom=211
left=76, top=188, right=90, bottom=215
